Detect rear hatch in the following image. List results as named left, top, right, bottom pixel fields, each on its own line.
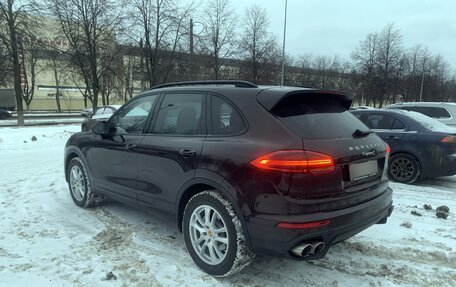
left=267, top=91, right=389, bottom=212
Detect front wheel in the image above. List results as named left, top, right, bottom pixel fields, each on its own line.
left=182, top=191, right=255, bottom=277
left=67, top=157, right=96, bottom=207
left=388, top=153, right=421, bottom=184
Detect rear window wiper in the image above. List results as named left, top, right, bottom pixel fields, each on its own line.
left=353, top=129, right=373, bottom=138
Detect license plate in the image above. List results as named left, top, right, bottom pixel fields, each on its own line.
left=349, top=160, right=378, bottom=182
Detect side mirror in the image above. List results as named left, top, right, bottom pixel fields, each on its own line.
left=92, top=120, right=108, bottom=135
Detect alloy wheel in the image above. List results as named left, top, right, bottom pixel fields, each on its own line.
left=390, top=157, right=415, bottom=181
left=69, top=165, right=85, bottom=201
left=189, top=205, right=229, bottom=265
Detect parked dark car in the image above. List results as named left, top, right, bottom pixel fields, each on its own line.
left=0, top=108, right=13, bottom=120
left=81, top=105, right=121, bottom=131
left=65, top=81, right=393, bottom=276
left=352, top=109, right=456, bottom=184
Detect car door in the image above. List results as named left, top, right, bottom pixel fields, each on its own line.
left=90, top=94, right=159, bottom=205
left=360, top=112, right=407, bottom=150
left=136, top=92, right=206, bottom=213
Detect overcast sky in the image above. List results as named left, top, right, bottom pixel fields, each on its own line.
left=228, top=0, right=456, bottom=69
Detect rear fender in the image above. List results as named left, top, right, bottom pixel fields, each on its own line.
left=175, top=172, right=254, bottom=251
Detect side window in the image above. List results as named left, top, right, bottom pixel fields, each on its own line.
left=211, top=96, right=245, bottom=135
left=362, top=114, right=395, bottom=130
left=153, top=93, right=204, bottom=135
left=94, top=108, right=105, bottom=115
left=103, top=108, right=114, bottom=115
left=391, top=119, right=406, bottom=130
left=111, top=95, right=157, bottom=134
left=413, top=107, right=451, bottom=119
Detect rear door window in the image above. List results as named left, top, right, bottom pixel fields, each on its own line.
left=360, top=114, right=397, bottom=130
left=391, top=119, right=406, bottom=130
left=272, top=96, right=367, bottom=139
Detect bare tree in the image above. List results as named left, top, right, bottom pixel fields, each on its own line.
left=201, top=0, right=237, bottom=80
left=352, top=32, right=380, bottom=106
left=376, top=23, right=403, bottom=107
left=18, top=35, right=41, bottom=111
left=132, top=0, right=194, bottom=87
left=0, top=0, right=36, bottom=125
left=121, top=54, right=137, bottom=102
left=48, top=0, right=125, bottom=112
left=238, top=5, right=277, bottom=84
left=0, top=38, right=11, bottom=87
left=296, top=53, right=314, bottom=86
left=51, top=54, right=63, bottom=112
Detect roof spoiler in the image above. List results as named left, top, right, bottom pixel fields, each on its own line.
left=257, top=89, right=353, bottom=111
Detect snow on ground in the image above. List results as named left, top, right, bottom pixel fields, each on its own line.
left=0, top=118, right=83, bottom=126
left=0, top=124, right=455, bottom=287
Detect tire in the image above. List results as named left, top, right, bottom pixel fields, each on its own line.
left=182, top=191, right=255, bottom=277
left=67, top=157, right=96, bottom=207
left=388, top=153, right=421, bottom=184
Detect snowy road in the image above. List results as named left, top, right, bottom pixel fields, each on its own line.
left=0, top=125, right=455, bottom=287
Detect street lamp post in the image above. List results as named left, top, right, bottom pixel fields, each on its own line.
left=419, top=58, right=426, bottom=102
left=280, top=0, right=288, bottom=86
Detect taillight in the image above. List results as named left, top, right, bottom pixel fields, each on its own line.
left=250, top=150, right=335, bottom=174
left=385, top=143, right=391, bottom=154
left=441, top=135, right=456, bottom=143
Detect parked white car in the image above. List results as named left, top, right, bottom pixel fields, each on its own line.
left=385, top=102, right=456, bottom=127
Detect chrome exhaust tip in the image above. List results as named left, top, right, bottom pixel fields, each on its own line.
left=311, top=242, right=325, bottom=255
left=291, top=243, right=313, bottom=257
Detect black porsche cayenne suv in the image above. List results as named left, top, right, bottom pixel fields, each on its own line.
left=64, top=81, right=393, bottom=276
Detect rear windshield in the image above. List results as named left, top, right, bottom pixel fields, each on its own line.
left=272, top=95, right=368, bottom=139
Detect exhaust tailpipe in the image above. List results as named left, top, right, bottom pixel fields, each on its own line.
left=291, top=243, right=313, bottom=257
left=310, top=242, right=325, bottom=255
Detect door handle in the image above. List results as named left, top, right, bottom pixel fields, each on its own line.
left=179, top=149, right=196, bottom=157
left=125, top=144, right=137, bottom=151
left=386, top=136, right=399, bottom=140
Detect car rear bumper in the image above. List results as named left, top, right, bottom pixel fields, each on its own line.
left=423, top=153, right=456, bottom=178
left=245, top=187, right=393, bottom=259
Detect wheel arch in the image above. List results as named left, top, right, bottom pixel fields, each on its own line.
left=388, top=151, right=422, bottom=182
left=64, top=146, right=90, bottom=182
left=390, top=150, right=421, bottom=167
left=175, top=178, right=254, bottom=250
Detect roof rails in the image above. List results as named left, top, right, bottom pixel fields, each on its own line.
left=150, top=80, right=258, bottom=90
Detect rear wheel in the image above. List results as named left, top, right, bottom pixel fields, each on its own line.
left=182, top=191, right=255, bottom=277
left=388, top=153, right=421, bottom=184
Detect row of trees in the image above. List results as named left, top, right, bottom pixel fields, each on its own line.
left=352, top=24, right=455, bottom=107
left=1, top=0, right=455, bottom=126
